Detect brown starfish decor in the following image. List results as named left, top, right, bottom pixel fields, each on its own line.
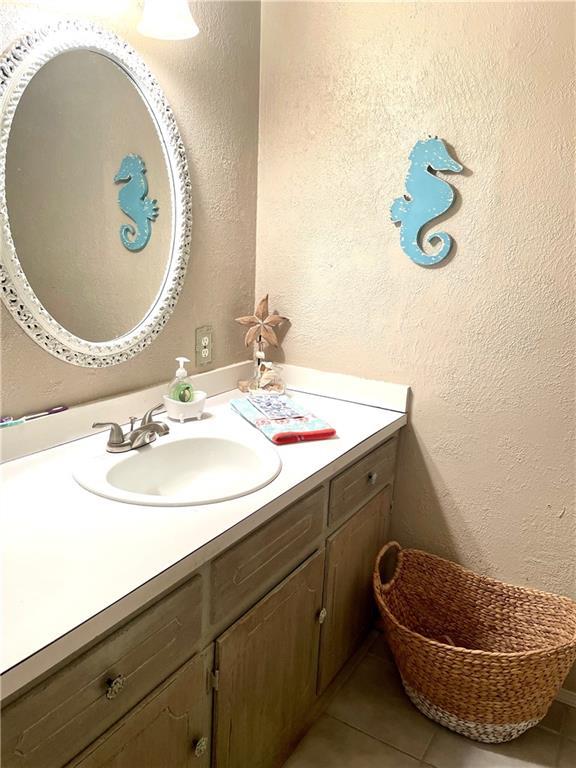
left=235, top=294, right=288, bottom=349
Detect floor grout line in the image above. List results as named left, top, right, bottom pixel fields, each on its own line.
left=361, top=646, right=442, bottom=762
left=555, top=732, right=571, bottom=768
left=325, top=711, right=433, bottom=763
left=420, top=728, right=439, bottom=765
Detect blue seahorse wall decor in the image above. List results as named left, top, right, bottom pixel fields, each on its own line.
left=114, top=154, right=159, bottom=252
left=391, top=138, right=463, bottom=266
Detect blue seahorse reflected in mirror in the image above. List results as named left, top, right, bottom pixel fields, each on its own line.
left=114, top=154, right=159, bottom=252
left=391, top=138, right=463, bottom=266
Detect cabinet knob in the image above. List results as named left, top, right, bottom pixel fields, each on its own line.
left=367, top=471, right=378, bottom=486
left=318, top=607, right=327, bottom=625
left=105, top=674, right=126, bottom=700
left=193, top=736, right=208, bottom=757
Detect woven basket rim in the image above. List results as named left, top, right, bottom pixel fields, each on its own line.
left=374, top=542, right=576, bottom=659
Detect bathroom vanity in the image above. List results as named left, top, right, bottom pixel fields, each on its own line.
left=0, top=386, right=405, bottom=768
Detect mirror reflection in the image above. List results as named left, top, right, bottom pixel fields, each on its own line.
left=5, top=49, right=173, bottom=342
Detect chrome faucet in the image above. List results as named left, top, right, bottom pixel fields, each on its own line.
left=93, top=404, right=169, bottom=453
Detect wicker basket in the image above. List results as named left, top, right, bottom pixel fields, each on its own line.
left=373, top=541, right=576, bottom=743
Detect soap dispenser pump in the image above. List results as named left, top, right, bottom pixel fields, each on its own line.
left=163, top=356, right=207, bottom=423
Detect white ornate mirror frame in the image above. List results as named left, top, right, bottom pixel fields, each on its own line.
left=0, top=22, right=192, bottom=367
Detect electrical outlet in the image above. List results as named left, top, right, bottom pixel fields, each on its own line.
left=195, top=326, right=213, bottom=367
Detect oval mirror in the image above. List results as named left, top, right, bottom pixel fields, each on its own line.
left=0, top=23, right=191, bottom=366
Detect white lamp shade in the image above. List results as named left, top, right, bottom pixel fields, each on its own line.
left=138, top=0, right=200, bottom=41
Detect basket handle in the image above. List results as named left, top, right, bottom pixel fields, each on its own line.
left=374, top=541, right=402, bottom=592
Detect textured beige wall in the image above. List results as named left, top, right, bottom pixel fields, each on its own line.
left=256, top=1, right=575, bottom=686
left=0, top=0, right=259, bottom=415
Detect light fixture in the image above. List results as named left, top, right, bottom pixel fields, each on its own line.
left=138, top=0, right=200, bottom=41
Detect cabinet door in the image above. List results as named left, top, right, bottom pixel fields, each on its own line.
left=318, top=488, right=391, bottom=693
left=69, top=646, right=213, bottom=768
left=214, top=551, right=324, bottom=768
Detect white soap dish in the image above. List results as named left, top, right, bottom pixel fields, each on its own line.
left=163, top=392, right=207, bottom=423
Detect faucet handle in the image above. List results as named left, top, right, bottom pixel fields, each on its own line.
left=92, top=422, right=125, bottom=446
left=129, top=428, right=157, bottom=449
left=141, top=404, right=164, bottom=426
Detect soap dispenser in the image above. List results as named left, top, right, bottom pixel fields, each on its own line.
left=169, top=357, right=194, bottom=402
left=163, top=357, right=207, bottom=423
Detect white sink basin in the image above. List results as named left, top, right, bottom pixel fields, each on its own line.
left=73, top=436, right=282, bottom=506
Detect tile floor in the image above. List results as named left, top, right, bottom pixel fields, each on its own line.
left=283, top=635, right=576, bottom=768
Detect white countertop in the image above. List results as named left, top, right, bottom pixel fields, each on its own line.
left=1, top=388, right=405, bottom=698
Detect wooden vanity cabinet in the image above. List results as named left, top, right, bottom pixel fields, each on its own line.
left=1, top=435, right=399, bottom=768
left=318, top=487, right=391, bottom=693
left=213, top=552, right=325, bottom=768
left=69, top=646, right=213, bottom=768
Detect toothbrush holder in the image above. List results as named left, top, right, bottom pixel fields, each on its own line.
left=163, top=391, right=207, bottom=423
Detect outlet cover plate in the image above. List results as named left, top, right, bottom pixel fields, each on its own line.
left=195, top=326, right=213, bottom=367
